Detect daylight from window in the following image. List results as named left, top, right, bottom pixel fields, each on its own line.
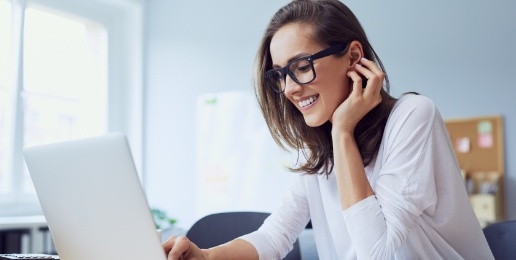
left=0, top=2, right=108, bottom=207
left=0, top=0, right=13, bottom=195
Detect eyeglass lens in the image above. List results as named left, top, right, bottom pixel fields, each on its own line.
left=266, top=58, right=315, bottom=93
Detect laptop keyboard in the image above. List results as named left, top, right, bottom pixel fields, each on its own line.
left=0, top=254, right=59, bottom=259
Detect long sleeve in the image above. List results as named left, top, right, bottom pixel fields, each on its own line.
left=239, top=174, right=311, bottom=259
left=343, top=95, right=448, bottom=259
left=243, top=95, right=493, bottom=259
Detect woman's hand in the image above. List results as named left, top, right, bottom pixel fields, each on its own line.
left=163, top=236, right=208, bottom=260
left=331, top=57, right=384, bottom=134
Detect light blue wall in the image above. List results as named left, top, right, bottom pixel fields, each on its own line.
left=144, top=0, right=516, bottom=228
left=143, top=0, right=289, bottom=228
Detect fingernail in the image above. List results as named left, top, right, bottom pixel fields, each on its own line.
left=355, top=63, right=362, bottom=67
left=361, top=57, right=368, bottom=62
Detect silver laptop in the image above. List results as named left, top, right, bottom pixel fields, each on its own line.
left=23, top=133, right=166, bottom=260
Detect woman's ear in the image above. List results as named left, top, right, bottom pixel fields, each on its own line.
left=347, top=40, right=364, bottom=67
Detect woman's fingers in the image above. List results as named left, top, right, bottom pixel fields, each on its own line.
left=162, top=236, right=177, bottom=255
left=354, top=57, right=384, bottom=98
left=359, top=57, right=384, bottom=77
left=170, top=236, right=193, bottom=260
left=344, top=58, right=383, bottom=111
left=346, top=69, right=363, bottom=97
left=334, top=58, right=384, bottom=130
left=354, top=63, right=377, bottom=98
left=163, top=236, right=193, bottom=260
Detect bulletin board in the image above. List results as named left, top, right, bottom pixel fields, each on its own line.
left=445, top=116, right=504, bottom=173
left=445, top=115, right=505, bottom=221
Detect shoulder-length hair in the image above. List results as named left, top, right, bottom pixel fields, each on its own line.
left=255, top=0, right=397, bottom=175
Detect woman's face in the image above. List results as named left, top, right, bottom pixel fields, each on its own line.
left=269, top=23, right=352, bottom=127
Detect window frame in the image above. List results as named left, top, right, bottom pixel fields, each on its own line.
left=0, top=0, right=144, bottom=216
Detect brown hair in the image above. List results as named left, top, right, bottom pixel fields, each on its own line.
left=255, top=0, right=397, bottom=175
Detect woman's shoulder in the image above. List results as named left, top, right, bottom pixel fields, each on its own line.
left=390, top=93, right=437, bottom=120
left=383, top=94, right=441, bottom=136
left=394, top=93, right=435, bottom=111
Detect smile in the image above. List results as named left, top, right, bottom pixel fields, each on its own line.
left=299, top=95, right=318, bottom=108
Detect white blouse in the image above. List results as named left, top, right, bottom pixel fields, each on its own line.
left=240, top=95, right=494, bottom=260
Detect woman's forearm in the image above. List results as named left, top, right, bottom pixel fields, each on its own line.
left=332, top=131, right=375, bottom=209
left=203, top=239, right=259, bottom=260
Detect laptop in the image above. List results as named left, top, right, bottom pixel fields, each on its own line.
left=23, top=133, right=167, bottom=260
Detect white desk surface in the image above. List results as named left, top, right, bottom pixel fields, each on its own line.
left=0, top=215, right=47, bottom=229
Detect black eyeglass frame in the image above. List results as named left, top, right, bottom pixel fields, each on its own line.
left=265, top=43, right=350, bottom=93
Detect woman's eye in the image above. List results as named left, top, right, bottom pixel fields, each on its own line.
left=297, top=65, right=311, bottom=72
left=291, top=58, right=311, bottom=73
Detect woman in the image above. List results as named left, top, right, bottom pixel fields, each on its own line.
left=163, top=0, right=494, bottom=259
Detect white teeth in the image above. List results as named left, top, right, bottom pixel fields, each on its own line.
left=299, top=96, right=317, bottom=108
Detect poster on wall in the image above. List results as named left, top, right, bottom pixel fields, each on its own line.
left=195, top=91, right=295, bottom=219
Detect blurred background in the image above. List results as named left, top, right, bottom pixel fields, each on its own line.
left=0, top=0, right=515, bottom=255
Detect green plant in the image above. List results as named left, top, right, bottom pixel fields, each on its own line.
left=151, top=208, right=177, bottom=229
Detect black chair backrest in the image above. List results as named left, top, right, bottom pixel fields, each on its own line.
left=483, top=220, right=516, bottom=260
left=186, top=212, right=301, bottom=260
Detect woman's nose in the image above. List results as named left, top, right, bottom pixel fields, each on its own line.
left=283, top=75, right=302, bottom=95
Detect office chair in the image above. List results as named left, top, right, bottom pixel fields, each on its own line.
left=483, top=219, right=516, bottom=260
left=186, top=212, right=302, bottom=260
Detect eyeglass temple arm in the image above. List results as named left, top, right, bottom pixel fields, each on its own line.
left=311, top=44, right=350, bottom=60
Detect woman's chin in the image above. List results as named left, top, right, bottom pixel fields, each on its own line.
left=303, top=115, right=327, bottom=127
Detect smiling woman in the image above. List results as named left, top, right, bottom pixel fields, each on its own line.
left=161, top=1, right=495, bottom=259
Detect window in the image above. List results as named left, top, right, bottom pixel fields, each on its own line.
left=23, top=7, right=108, bottom=144
left=0, top=0, right=143, bottom=216
left=0, top=0, right=12, bottom=198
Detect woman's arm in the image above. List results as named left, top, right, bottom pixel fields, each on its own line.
left=204, top=239, right=259, bottom=260
left=340, top=96, right=439, bottom=259
left=163, top=236, right=258, bottom=260
left=163, top=174, right=310, bottom=260
left=331, top=58, right=434, bottom=259
left=331, top=57, right=383, bottom=209
left=332, top=131, right=374, bottom=209
left=334, top=88, right=445, bottom=259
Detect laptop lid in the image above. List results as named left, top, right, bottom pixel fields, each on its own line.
left=23, top=133, right=166, bottom=260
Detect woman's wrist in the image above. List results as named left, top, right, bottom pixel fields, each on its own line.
left=332, top=131, right=356, bottom=148
left=331, top=122, right=355, bottom=138
left=201, top=249, right=212, bottom=259
left=200, top=239, right=258, bottom=260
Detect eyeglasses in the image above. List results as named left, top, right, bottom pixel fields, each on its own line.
left=264, top=43, right=350, bottom=93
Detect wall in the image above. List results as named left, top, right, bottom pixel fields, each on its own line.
left=144, top=0, right=516, bottom=229
left=143, top=0, right=289, bottom=228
